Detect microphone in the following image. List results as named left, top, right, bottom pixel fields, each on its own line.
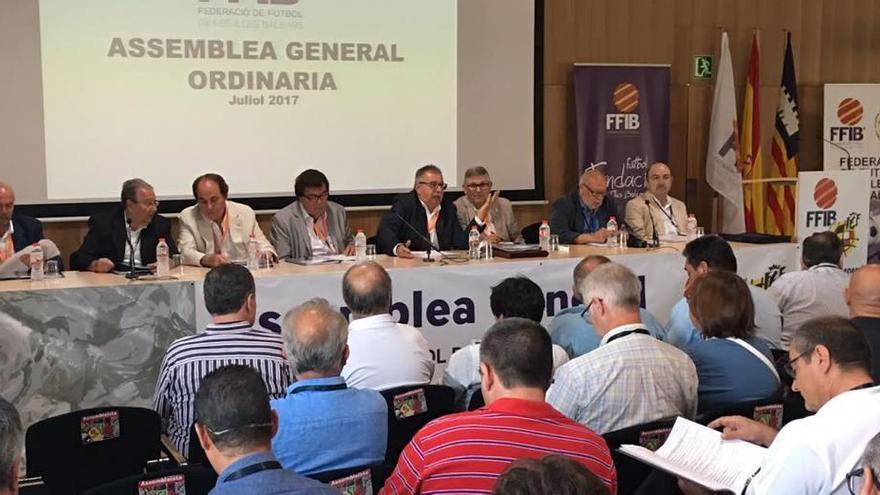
left=645, top=200, right=660, bottom=248
left=393, top=211, right=443, bottom=263
left=822, top=137, right=852, bottom=171
left=125, top=217, right=139, bottom=279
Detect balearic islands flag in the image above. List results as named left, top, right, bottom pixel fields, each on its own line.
left=741, top=33, right=765, bottom=233
left=767, top=32, right=799, bottom=236
left=705, top=32, right=746, bottom=234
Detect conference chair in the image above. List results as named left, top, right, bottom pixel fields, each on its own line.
left=25, top=406, right=164, bottom=495
left=187, top=423, right=210, bottom=466
left=520, top=222, right=541, bottom=244
left=602, top=417, right=678, bottom=495
left=380, top=385, right=455, bottom=464
left=81, top=465, right=217, bottom=495
left=307, top=463, right=395, bottom=492
left=696, top=394, right=785, bottom=428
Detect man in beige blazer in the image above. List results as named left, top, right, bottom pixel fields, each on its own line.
left=178, top=173, right=276, bottom=267
left=624, top=162, right=690, bottom=241
left=453, top=166, right=521, bottom=243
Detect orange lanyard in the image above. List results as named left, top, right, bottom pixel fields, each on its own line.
left=312, top=213, right=329, bottom=241
left=426, top=210, right=439, bottom=234
left=0, top=234, right=13, bottom=262
left=212, top=212, right=231, bottom=254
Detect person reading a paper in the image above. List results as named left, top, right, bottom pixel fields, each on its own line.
left=0, top=182, right=64, bottom=274
left=624, top=162, right=690, bottom=242
left=678, top=316, right=880, bottom=495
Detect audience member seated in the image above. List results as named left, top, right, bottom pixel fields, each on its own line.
left=0, top=181, right=44, bottom=257
left=376, top=164, right=487, bottom=257
left=769, top=231, right=850, bottom=348
left=453, top=166, right=521, bottom=243
left=193, top=365, right=336, bottom=495
left=547, top=263, right=697, bottom=434
left=271, top=169, right=354, bottom=261
left=380, top=318, right=617, bottom=495
left=549, top=255, right=667, bottom=359
left=272, top=298, right=387, bottom=475
left=549, top=168, right=617, bottom=245
left=492, top=455, right=611, bottom=495
left=684, top=271, right=781, bottom=414
left=341, top=262, right=434, bottom=389
left=852, top=432, right=880, bottom=495
left=444, top=276, right=569, bottom=410
left=0, top=398, right=22, bottom=495
left=624, top=162, right=690, bottom=241
left=154, top=264, right=291, bottom=454
left=667, top=235, right=782, bottom=350
left=70, top=178, right=178, bottom=272
left=178, top=173, right=275, bottom=267
left=684, top=316, right=880, bottom=494
left=847, top=264, right=880, bottom=382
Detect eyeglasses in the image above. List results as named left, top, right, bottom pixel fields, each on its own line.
left=136, top=199, right=159, bottom=208
left=581, top=297, right=604, bottom=317
left=579, top=183, right=606, bottom=200
left=205, top=421, right=273, bottom=436
left=846, top=466, right=880, bottom=494
left=783, top=349, right=812, bottom=378
left=302, top=191, right=329, bottom=202
left=417, top=181, right=448, bottom=191
left=465, top=182, right=492, bottom=191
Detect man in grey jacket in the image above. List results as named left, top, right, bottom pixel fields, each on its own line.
left=271, top=169, right=354, bottom=260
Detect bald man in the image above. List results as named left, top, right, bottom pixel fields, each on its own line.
left=624, top=162, right=690, bottom=241
left=549, top=169, right=618, bottom=244
left=340, top=262, right=434, bottom=389
left=0, top=182, right=44, bottom=262
left=847, top=264, right=880, bottom=382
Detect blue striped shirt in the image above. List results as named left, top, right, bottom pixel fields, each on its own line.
left=153, top=321, right=291, bottom=454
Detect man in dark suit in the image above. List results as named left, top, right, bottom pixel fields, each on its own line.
left=0, top=182, right=44, bottom=259
left=549, top=168, right=618, bottom=245
left=70, top=178, right=178, bottom=272
left=377, top=165, right=493, bottom=257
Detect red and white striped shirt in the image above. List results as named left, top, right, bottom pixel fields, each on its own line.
left=380, top=397, right=617, bottom=495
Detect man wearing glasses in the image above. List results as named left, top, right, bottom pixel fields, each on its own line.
left=377, top=164, right=491, bottom=258
left=70, top=178, right=178, bottom=272
left=683, top=316, right=880, bottom=495
left=271, top=169, right=354, bottom=260
left=453, top=166, right=521, bottom=243
left=549, top=168, right=618, bottom=245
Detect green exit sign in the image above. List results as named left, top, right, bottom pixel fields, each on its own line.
left=694, top=55, right=713, bottom=79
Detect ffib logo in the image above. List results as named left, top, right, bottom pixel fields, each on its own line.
left=605, top=82, right=640, bottom=131
left=806, top=178, right=838, bottom=227
left=829, top=98, right=864, bottom=142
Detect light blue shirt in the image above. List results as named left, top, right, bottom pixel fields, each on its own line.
left=548, top=304, right=668, bottom=359
left=271, top=376, right=388, bottom=475
left=211, top=451, right=336, bottom=495
left=666, top=284, right=784, bottom=350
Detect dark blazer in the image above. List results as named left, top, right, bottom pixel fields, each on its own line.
left=549, top=189, right=619, bottom=244
left=70, top=207, right=178, bottom=271
left=11, top=214, right=44, bottom=252
left=376, top=191, right=470, bottom=255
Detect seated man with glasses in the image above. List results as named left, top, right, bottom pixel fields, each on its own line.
left=682, top=316, right=880, bottom=495
left=70, top=178, right=178, bottom=272
left=549, top=168, right=618, bottom=245
left=377, top=164, right=491, bottom=258
left=453, top=166, right=521, bottom=243
left=851, top=432, right=880, bottom=495
left=271, top=169, right=354, bottom=260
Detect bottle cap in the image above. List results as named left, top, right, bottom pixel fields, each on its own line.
left=159, top=237, right=165, bottom=241
left=357, top=229, right=364, bottom=233
left=610, top=216, right=616, bottom=220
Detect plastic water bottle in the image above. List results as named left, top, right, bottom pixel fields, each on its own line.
left=687, top=214, right=698, bottom=239
left=538, top=220, right=551, bottom=251
left=156, top=238, right=170, bottom=277
left=30, top=243, right=44, bottom=282
left=468, top=226, right=481, bottom=260
left=355, top=229, right=367, bottom=261
left=606, top=216, right=619, bottom=247
left=247, top=234, right=259, bottom=269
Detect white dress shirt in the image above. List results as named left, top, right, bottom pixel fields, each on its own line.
left=768, top=263, right=850, bottom=348
left=123, top=214, right=144, bottom=266
left=299, top=202, right=334, bottom=257
left=341, top=313, right=435, bottom=390
left=653, top=198, right=678, bottom=236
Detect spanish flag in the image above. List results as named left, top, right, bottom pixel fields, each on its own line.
left=741, top=33, right=765, bottom=233
left=766, top=32, right=799, bottom=236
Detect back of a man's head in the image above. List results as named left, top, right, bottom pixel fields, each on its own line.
left=203, top=264, right=255, bottom=316
left=682, top=235, right=737, bottom=272
left=342, top=262, right=392, bottom=317
left=580, top=263, right=641, bottom=313
left=480, top=317, right=553, bottom=391
left=490, top=276, right=546, bottom=322
left=861, top=432, right=880, bottom=495
left=493, top=455, right=610, bottom=495
left=791, top=316, right=872, bottom=375
left=194, top=365, right=272, bottom=456
left=282, top=298, right=349, bottom=376
left=0, top=399, right=22, bottom=494
left=848, top=264, right=880, bottom=318
left=572, top=255, right=611, bottom=301
left=802, top=231, right=843, bottom=268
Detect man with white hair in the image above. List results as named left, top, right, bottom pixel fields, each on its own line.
left=547, top=263, right=697, bottom=434
left=0, top=182, right=43, bottom=261
left=0, top=399, right=22, bottom=495
left=855, top=432, right=880, bottom=495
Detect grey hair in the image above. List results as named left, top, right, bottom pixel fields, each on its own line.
left=281, top=298, right=349, bottom=375
left=579, top=262, right=641, bottom=311
left=0, top=399, right=22, bottom=488
left=463, top=166, right=491, bottom=181
left=863, top=432, right=880, bottom=481
left=120, top=178, right=153, bottom=206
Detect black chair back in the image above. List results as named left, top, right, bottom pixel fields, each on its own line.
left=25, top=406, right=162, bottom=495
left=521, top=222, right=541, bottom=244
left=380, top=385, right=455, bottom=464
left=602, top=417, right=677, bottom=495
left=467, top=389, right=485, bottom=411
left=82, top=465, right=217, bottom=495
left=696, top=393, right=785, bottom=428
left=307, top=463, right=395, bottom=492
left=187, top=423, right=210, bottom=466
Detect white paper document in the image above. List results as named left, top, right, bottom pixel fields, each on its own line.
left=619, top=417, right=766, bottom=494
left=0, top=239, right=61, bottom=278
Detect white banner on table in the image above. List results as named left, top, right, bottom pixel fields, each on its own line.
left=797, top=171, right=870, bottom=272
left=195, top=245, right=798, bottom=375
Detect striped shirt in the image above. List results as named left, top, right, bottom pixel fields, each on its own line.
left=379, top=397, right=617, bottom=495
left=152, top=321, right=291, bottom=454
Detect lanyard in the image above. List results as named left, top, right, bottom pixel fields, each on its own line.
left=288, top=382, right=347, bottom=395
left=652, top=198, right=677, bottom=227
left=606, top=328, right=650, bottom=344
left=580, top=207, right=599, bottom=233
left=0, top=233, right=13, bottom=262
left=222, top=460, right=282, bottom=483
